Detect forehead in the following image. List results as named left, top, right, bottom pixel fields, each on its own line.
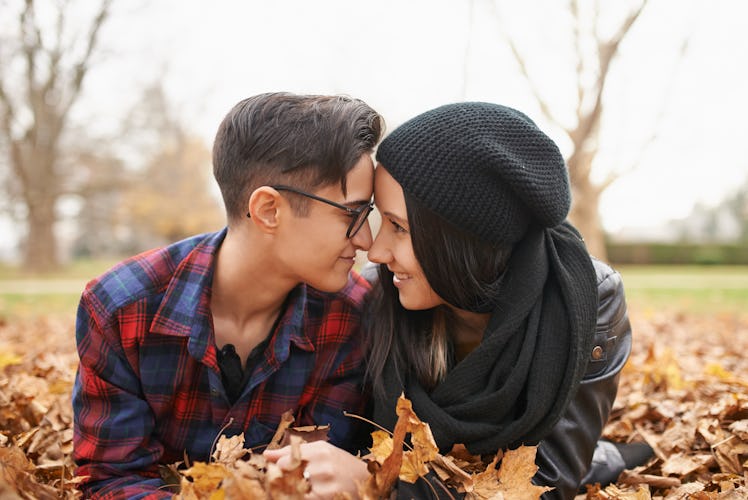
left=316, top=154, right=374, bottom=201
left=374, top=165, right=406, bottom=213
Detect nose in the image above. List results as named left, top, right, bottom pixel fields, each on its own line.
left=367, top=227, right=391, bottom=264
left=351, top=220, right=373, bottom=251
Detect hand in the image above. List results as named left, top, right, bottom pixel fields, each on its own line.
left=264, top=441, right=368, bottom=499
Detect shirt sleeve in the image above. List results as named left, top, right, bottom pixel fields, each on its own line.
left=72, top=290, right=171, bottom=499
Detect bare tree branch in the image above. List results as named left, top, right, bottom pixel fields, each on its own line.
left=573, top=0, right=648, bottom=153
left=40, top=1, right=67, bottom=105
left=62, top=0, right=112, bottom=117
left=1, top=0, right=114, bottom=270
left=21, top=0, right=40, bottom=124
left=0, top=80, right=17, bottom=135
left=571, top=0, right=585, bottom=122
left=615, top=36, right=691, bottom=183
left=490, top=0, right=565, bottom=130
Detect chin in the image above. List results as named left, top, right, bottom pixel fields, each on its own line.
left=397, top=296, right=423, bottom=311
left=311, top=273, right=349, bottom=293
left=398, top=292, right=441, bottom=311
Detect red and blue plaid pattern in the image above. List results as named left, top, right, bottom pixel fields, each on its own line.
left=73, top=229, right=369, bottom=499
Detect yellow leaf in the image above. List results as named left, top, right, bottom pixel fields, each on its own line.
left=369, top=430, right=394, bottom=463
left=209, top=489, right=225, bottom=500
left=400, top=449, right=430, bottom=483
left=467, top=446, right=551, bottom=500
left=0, top=351, right=22, bottom=369
left=395, top=395, right=438, bottom=463
left=495, top=446, right=552, bottom=499
left=179, top=462, right=231, bottom=498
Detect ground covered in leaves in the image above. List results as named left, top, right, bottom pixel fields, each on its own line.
left=0, top=306, right=746, bottom=499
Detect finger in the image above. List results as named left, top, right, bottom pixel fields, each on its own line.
left=263, top=445, right=291, bottom=462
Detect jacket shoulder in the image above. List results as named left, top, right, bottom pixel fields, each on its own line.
left=590, top=257, right=627, bottom=325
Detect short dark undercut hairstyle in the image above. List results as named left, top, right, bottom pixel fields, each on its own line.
left=212, top=92, right=383, bottom=223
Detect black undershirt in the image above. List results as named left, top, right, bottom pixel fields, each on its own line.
left=216, top=336, right=271, bottom=405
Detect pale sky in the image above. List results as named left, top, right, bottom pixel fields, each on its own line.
left=2, top=0, right=748, bottom=258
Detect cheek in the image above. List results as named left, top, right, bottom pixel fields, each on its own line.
left=395, top=270, right=442, bottom=310
left=415, top=275, right=443, bottom=308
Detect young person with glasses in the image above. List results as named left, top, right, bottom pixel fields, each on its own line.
left=72, top=92, right=383, bottom=498
left=266, top=102, right=652, bottom=499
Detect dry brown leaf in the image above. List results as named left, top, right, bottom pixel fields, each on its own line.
left=661, top=452, right=712, bottom=476
left=221, top=460, right=266, bottom=499
left=368, top=430, right=394, bottom=462
left=363, top=403, right=405, bottom=498
left=395, top=395, right=438, bottom=465
left=278, top=423, right=329, bottom=448
left=472, top=446, right=553, bottom=500
left=466, top=453, right=501, bottom=500
left=618, top=470, right=681, bottom=489
left=586, top=483, right=652, bottom=499
left=266, top=409, right=295, bottom=451
left=211, top=433, right=248, bottom=464
left=429, top=453, right=474, bottom=493
left=728, top=420, right=748, bottom=440
left=2, top=310, right=748, bottom=498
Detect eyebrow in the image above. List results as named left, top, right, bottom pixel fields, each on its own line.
left=382, top=211, right=409, bottom=226
left=343, top=198, right=373, bottom=208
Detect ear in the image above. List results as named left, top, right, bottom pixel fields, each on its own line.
left=247, top=186, right=284, bottom=233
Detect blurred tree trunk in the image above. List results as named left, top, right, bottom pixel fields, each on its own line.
left=0, top=0, right=112, bottom=272
left=499, top=0, right=650, bottom=261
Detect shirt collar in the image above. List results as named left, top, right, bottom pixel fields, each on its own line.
left=150, top=229, right=225, bottom=346
left=272, top=284, right=315, bottom=356
left=150, top=228, right=315, bottom=361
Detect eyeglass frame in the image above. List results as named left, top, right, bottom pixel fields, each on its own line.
left=246, top=184, right=374, bottom=239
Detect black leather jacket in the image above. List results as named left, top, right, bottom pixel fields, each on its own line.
left=370, top=258, right=632, bottom=500
left=533, top=258, right=631, bottom=499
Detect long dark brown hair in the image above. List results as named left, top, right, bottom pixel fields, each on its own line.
left=364, top=194, right=513, bottom=397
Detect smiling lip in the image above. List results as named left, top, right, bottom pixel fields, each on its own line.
left=391, top=271, right=411, bottom=288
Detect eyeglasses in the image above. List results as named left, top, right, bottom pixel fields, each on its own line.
left=266, top=185, right=374, bottom=238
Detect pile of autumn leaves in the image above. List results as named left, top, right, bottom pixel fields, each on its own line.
left=165, top=398, right=549, bottom=500
left=1, top=308, right=747, bottom=499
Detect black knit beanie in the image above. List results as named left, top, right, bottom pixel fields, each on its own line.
left=376, top=102, right=570, bottom=244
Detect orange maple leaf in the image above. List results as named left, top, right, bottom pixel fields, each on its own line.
left=467, top=445, right=552, bottom=500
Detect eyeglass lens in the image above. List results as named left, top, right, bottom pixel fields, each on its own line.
left=348, top=204, right=373, bottom=238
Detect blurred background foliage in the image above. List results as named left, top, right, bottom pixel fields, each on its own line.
left=0, top=0, right=745, bottom=277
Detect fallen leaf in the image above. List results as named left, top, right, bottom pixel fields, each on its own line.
left=266, top=409, right=295, bottom=450
left=211, top=433, right=248, bottom=464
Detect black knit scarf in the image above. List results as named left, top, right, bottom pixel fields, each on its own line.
left=372, top=222, right=598, bottom=455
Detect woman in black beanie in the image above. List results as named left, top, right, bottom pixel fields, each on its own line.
left=266, top=102, right=651, bottom=499
left=364, top=102, right=645, bottom=499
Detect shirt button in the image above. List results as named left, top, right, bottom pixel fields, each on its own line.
left=210, top=388, right=219, bottom=396
left=591, top=346, right=604, bottom=360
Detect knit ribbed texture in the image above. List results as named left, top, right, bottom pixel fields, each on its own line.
left=376, top=102, right=570, bottom=244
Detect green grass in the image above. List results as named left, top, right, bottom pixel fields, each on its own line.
left=0, top=293, right=81, bottom=318
left=0, top=258, right=119, bottom=280
left=0, top=258, right=118, bottom=319
left=616, top=265, right=748, bottom=315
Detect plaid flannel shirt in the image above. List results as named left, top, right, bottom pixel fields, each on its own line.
left=72, top=229, right=369, bottom=499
